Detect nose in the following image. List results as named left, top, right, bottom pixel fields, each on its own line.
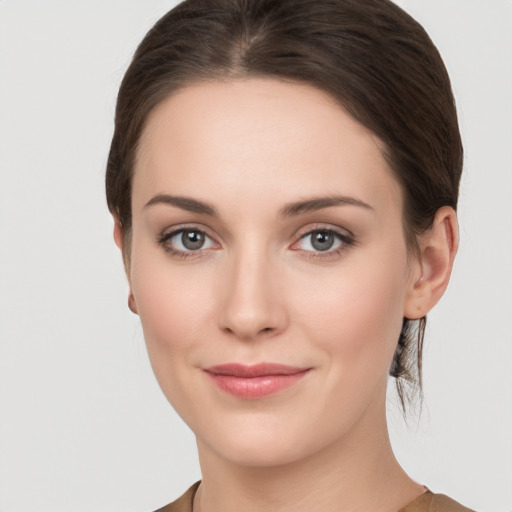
left=218, top=247, right=288, bottom=341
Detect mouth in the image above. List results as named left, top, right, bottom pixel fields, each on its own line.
left=203, top=363, right=311, bottom=399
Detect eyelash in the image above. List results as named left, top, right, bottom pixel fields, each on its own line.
left=157, top=225, right=355, bottom=260
left=292, top=227, right=355, bottom=260
left=157, top=226, right=218, bottom=260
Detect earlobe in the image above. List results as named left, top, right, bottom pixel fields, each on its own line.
left=128, top=291, right=139, bottom=315
left=404, top=206, right=459, bottom=319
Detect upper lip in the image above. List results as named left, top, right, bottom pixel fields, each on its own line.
left=204, top=363, right=310, bottom=378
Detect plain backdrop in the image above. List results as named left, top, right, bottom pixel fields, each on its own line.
left=0, top=1, right=511, bottom=511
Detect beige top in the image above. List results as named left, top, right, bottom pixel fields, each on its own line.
left=154, top=482, right=475, bottom=512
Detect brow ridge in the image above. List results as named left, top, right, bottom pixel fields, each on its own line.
left=279, top=195, right=373, bottom=218
left=144, top=194, right=372, bottom=218
left=144, top=194, right=217, bottom=216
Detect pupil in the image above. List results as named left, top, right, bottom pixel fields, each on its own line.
left=182, top=230, right=205, bottom=250
left=311, top=231, right=334, bottom=251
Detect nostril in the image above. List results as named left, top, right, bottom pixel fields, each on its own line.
left=222, top=324, right=276, bottom=339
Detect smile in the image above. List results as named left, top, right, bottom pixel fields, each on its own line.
left=203, top=363, right=311, bottom=399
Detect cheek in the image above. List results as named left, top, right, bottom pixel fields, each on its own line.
left=291, top=251, right=408, bottom=381
left=129, top=247, right=215, bottom=390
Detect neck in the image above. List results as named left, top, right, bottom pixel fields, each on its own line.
left=194, top=393, right=423, bottom=512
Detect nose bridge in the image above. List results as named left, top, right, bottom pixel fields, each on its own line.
left=219, top=239, right=286, bottom=340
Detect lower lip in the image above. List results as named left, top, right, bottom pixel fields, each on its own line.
left=205, top=371, right=310, bottom=399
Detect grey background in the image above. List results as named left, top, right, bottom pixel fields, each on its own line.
left=0, top=1, right=511, bottom=511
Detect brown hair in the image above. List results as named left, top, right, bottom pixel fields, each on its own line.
left=106, top=0, right=463, bottom=409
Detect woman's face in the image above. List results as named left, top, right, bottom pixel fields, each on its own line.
left=128, top=78, right=420, bottom=467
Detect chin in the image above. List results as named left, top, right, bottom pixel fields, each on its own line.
left=194, top=407, right=344, bottom=469
left=205, top=432, right=313, bottom=468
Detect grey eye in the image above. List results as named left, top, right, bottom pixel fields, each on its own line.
left=296, top=229, right=345, bottom=253
left=309, top=231, right=337, bottom=251
left=181, top=230, right=206, bottom=250
left=163, top=229, right=216, bottom=252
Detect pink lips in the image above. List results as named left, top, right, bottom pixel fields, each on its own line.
left=203, top=363, right=311, bottom=399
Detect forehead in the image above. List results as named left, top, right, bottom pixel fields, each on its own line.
left=133, top=78, right=402, bottom=214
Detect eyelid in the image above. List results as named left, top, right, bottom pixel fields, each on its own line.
left=289, top=223, right=356, bottom=258
left=160, top=220, right=219, bottom=236
left=157, top=224, right=221, bottom=258
left=156, top=222, right=355, bottom=260
left=291, top=223, right=355, bottom=243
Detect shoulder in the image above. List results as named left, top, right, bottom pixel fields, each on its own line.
left=154, top=481, right=200, bottom=512
left=401, top=491, right=476, bottom=512
left=430, top=494, right=476, bottom=512
left=154, top=484, right=476, bottom=512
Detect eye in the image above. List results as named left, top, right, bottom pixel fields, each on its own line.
left=300, top=230, right=340, bottom=252
left=159, top=228, right=218, bottom=256
left=292, top=228, right=354, bottom=257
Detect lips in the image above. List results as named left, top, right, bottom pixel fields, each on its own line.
left=203, top=363, right=311, bottom=399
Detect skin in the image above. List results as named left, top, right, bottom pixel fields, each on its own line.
left=115, top=78, right=458, bottom=512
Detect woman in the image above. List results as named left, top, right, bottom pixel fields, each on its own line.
left=106, top=0, right=472, bottom=510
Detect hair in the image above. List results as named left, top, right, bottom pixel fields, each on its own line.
left=106, top=0, right=463, bottom=410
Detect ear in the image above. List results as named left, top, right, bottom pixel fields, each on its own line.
left=404, top=206, right=459, bottom=320
left=113, top=217, right=138, bottom=315
left=113, top=216, right=125, bottom=251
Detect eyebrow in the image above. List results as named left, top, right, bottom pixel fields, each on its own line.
left=144, top=194, right=373, bottom=218
left=279, top=195, right=374, bottom=218
left=144, top=194, right=218, bottom=216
